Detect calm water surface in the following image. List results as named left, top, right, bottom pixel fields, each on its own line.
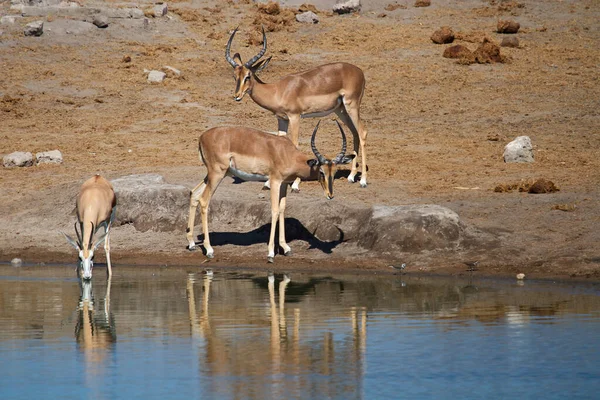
left=1, top=265, right=599, bottom=399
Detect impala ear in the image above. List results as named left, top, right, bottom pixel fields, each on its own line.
left=307, top=159, right=319, bottom=168
left=233, top=53, right=243, bottom=66
left=252, top=56, right=271, bottom=73
left=339, top=154, right=356, bottom=165
left=62, top=231, right=81, bottom=251
left=92, top=230, right=109, bottom=251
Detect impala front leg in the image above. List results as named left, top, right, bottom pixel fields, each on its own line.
left=278, top=183, right=292, bottom=256
left=104, top=224, right=112, bottom=278
left=267, top=181, right=283, bottom=263
left=288, top=115, right=302, bottom=192
left=186, top=180, right=206, bottom=251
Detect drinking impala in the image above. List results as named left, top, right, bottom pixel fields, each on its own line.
left=62, top=175, right=116, bottom=279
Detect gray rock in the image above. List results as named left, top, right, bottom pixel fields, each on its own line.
left=1, top=15, right=21, bottom=24
left=24, top=20, right=44, bottom=36
left=35, top=150, right=63, bottom=165
left=11, top=258, right=23, bottom=267
left=147, top=70, right=166, bottom=83
left=333, top=0, right=360, bottom=14
left=296, top=11, right=319, bottom=24
left=358, top=205, right=467, bottom=252
left=504, top=136, right=534, bottom=163
left=92, top=14, right=109, bottom=28
left=153, top=3, right=168, bottom=17
left=110, top=174, right=190, bottom=232
left=501, top=36, right=519, bottom=48
left=3, top=151, right=34, bottom=167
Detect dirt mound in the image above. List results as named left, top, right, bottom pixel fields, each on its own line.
left=497, top=20, right=520, bottom=34
left=253, top=1, right=296, bottom=32
left=494, top=179, right=559, bottom=194
left=431, top=27, right=455, bottom=44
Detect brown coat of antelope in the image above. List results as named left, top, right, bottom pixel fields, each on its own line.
left=225, top=27, right=368, bottom=191
left=186, top=120, right=354, bottom=263
left=62, top=175, right=116, bottom=279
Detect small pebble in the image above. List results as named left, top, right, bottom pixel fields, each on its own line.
left=11, top=258, right=23, bottom=267
left=516, top=273, right=525, bottom=280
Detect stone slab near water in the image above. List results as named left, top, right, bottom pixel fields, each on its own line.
left=110, top=174, right=485, bottom=254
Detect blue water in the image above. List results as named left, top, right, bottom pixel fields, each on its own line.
left=1, top=266, right=599, bottom=399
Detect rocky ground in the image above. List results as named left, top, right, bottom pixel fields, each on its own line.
left=0, top=0, right=599, bottom=280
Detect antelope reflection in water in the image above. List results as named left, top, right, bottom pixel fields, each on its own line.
left=186, top=273, right=367, bottom=399
left=75, top=279, right=116, bottom=380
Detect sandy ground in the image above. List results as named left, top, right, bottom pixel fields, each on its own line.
left=0, top=0, right=599, bottom=280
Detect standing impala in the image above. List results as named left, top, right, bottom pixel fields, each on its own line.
left=186, top=120, right=354, bottom=263
left=62, top=175, right=116, bottom=280
left=225, top=27, right=368, bottom=190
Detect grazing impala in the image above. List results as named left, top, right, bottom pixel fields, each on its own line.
left=225, top=27, right=368, bottom=190
left=186, top=120, right=354, bottom=263
left=62, top=175, right=117, bottom=280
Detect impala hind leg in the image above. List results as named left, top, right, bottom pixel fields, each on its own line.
left=199, top=173, right=225, bottom=258
left=338, top=103, right=368, bottom=187
left=287, top=115, right=302, bottom=192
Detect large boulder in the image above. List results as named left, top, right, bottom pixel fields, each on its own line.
left=110, top=174, right=189, bottom=232
left=504, top=136, right=534, bottom=163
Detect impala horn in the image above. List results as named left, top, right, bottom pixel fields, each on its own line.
left=245, top=26, right=267, bottom=68
left=310, top=120, right=328, bottom=164
left=225, top=27, right=240, bottom=67
left=333, top=120, right=348, bottom=164
left=87, top=222, right=94, bottom=250
left=74, top=221, right=83, bottom=247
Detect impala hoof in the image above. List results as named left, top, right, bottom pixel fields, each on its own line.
left=188, top=244, right=197, bottom=251
left=206, top=253, right=214, bottom=259
left=267, top=256, right=274, bottom=264
left=291, top=188, right=300, bottom=193
left=347, top=176, right=356, bottom=183
left=360, top=182, right=368, bottom=188
left=284, top=250, right=292, bottom=257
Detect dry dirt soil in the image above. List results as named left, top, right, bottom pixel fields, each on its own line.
left=0, top=0, right=599, bottom=280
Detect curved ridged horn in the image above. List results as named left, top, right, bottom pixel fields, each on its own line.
left=225, top=27, right=239, bottom=67
left=88, top=222, right=94, bottom=250
left=74, top=221, right=82, bottom=246
left=245, top=26, right=267, bottom=67
left=310, top=120, right=327, bottom=165
left=333, top=120, right=347, bottom=164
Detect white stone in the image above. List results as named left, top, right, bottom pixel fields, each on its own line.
left=1, top=15, right=21, bottom=24
left=504, top=136, right=534, bottom=163
left=147, top=70, right=166, bottom=83
left=3, top=151, right=34, bottom=167
left=153, top=3, right=168, bottom=17
left=92, top=14, right=109, bottom=28
left=296, top=11, right=319, bottom=24
left=11, top=258, right=23, bottom=267
left=24, top=20, right=44, bottom=36
left=36, top=150, right=63, bottom=165
left=333, top=0, right=361, bottom=14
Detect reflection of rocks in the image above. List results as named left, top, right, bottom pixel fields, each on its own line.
left=112, top=174, right=489, bottom=253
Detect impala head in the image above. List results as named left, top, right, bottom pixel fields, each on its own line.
left=63, top=222, right=107, bottom=280
left=225, top=26, right=272, bottom=102
left=309, top=120, right=356, bottom=200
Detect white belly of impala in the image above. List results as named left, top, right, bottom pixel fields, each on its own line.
left=228, top=162, right=268, bottom=182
